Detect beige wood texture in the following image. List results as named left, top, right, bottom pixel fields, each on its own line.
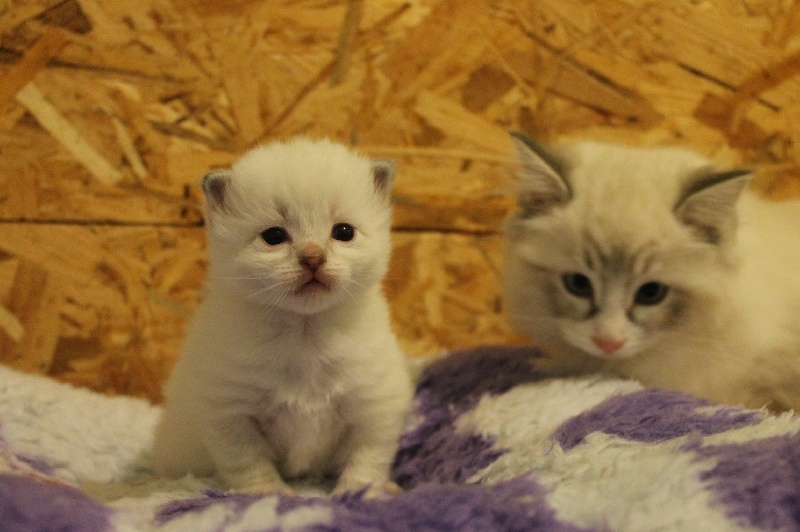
left=1, top=0, right=799, bottom=400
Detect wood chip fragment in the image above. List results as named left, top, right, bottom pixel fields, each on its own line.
left=111, top=116, right=148, bottom=181
left=15, top=83, right=124, bottom=186
left=0, top=304, right=24, bottom=343
left=0, top=28, right=68, bottom=112
left=331, top=0, right=364, bottom=86
left=0, top=260, right=61, bottom=374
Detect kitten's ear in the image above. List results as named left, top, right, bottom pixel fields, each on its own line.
left=675, top=169, right=751, bottom=244
left=511, top=132, right=571, bottom=216
left=201, top=169, right=233, bottom=212
left=371, top=159, right=395, bottom=196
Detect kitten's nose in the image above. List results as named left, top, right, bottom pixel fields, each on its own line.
left=299, top=244, right=326, bottom=272
left=592, top=336, right=625, bottom=354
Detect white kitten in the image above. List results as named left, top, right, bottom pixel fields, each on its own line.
left=505, top=133, right=800, bottom=411
left=152, top=138, right=413, bottom=494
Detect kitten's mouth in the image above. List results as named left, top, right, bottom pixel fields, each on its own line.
left=296, top=273, right=332, bottom=295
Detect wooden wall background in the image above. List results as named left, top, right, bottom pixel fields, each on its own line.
left=1, top=0, right=800, bottom=402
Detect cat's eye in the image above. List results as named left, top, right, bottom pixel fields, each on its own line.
left=562, top=272, right=593, bottom=299
left=261, top=227, right=289, bottom=246
left=635, top=282, right=669, bottom=306
left=331, top=223, right=355, bottom=242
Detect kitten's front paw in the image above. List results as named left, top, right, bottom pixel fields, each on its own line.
left=381, top=480, right=404, bottom=495
left=333, top=478, right=399, bottom=498
left=223, top=465, right=293, bottom=496
left=236, top=479, right=295, bottom=497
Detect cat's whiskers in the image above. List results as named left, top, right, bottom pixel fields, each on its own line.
left=249, top=276, right=294, bottom=301
left=271, top=285, right=292, bottom=308
left=344, top=278, right=369, bottom=290
left=339, top=283, right=359, bottom=304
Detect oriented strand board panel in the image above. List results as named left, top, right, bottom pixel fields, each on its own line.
left=0, top=224, right=204, bottom=400
left=1, top=0, right=800, bottom=398
left=3, top=0, right=800, bottom=226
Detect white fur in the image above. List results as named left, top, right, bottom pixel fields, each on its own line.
left=152, top=138, right=412, bottom=494
left=506, top=138, right=800, bottom=410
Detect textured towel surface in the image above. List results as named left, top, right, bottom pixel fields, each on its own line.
left=1, top=346, right=799, bottom=531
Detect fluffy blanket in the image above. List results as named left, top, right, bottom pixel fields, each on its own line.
left=2, top=346, right=800, bottom=531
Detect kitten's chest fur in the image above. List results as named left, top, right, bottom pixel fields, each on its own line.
left=237, top=319, right=356, bottom=478
left=208, top=304, right=347, bottom=400
left=258, top=323, right=349, bottom=408
left=256, top=360, right=345, bottom=479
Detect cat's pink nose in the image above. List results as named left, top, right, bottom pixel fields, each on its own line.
left=592, top=336, right=625, bottom=354
left=300, top=244, right=326, bottom=272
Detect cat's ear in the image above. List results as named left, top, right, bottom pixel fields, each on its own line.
left=675, top=169, right=751, bottom=244
left=371, top=159, right=395, bottom=196
left=201, top=169, right=233, bottom=212
left=511, top=132, right=571, bottom=216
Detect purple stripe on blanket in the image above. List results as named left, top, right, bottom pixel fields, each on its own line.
left=156, top=489, right=333, bottom=527
left=331, top=477, right=593, bottom=532
left=16, top=452, right=54, bottom=475
left=276, top=491, right=329, bottom=515
left=691, top=432, right=800, bottom=530
left=414, top=346, right=545, bottom=408
left=159, top=477, right=594, bottom=531
left=393, top=346, right=543, bottom=489
left=0, top=473, right=111, bottom=532
left=554, top=389, right=762, bottom=450
left=392, top=410, right=503, bottom=488
left=0, top=422, right=54, bottom=475
left=155, top=490, right=260, bottom=524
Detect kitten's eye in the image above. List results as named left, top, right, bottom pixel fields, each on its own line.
left=635, top=282, right=669, bottom=305
left=331, top=223, right=355, bottom=242
left=261, top=227, right=289, bottom=246
left=562, top=272, right=593, bottom=299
